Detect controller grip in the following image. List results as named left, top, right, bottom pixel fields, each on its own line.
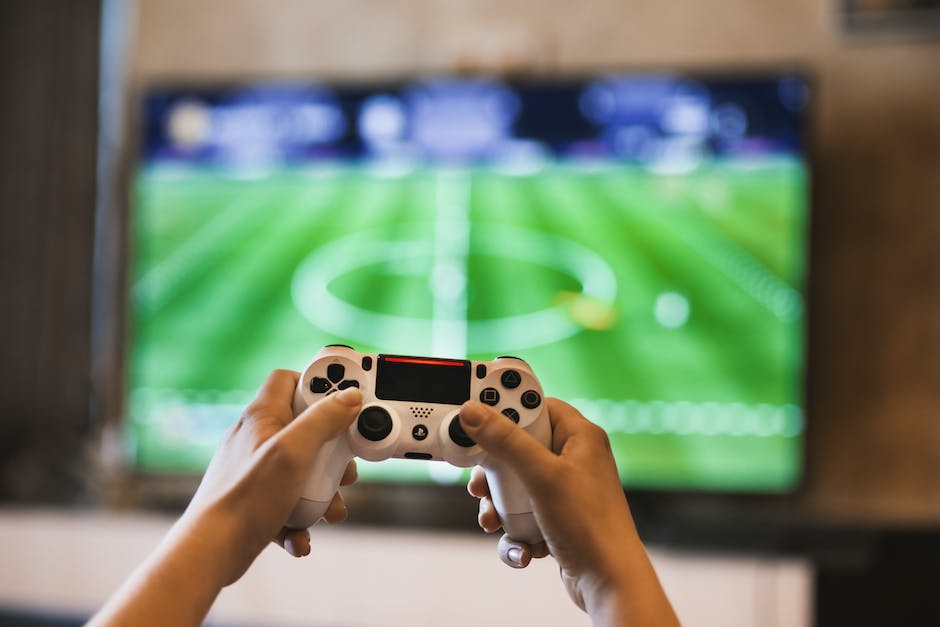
left=483, top=414, right=551, bottom=544
left=286, top=497, right=332, bottom=529
left=285, top=436, right=353, bottom=529
left=484, top=460, right=544, bottom=545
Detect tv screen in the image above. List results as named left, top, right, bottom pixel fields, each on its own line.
left=129, top=72, right=809, bottom=491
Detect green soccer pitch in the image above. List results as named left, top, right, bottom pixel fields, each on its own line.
left=128, top=158, right=807, bottom=491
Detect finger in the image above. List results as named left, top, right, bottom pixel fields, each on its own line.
left=459, top=401, right=556, bottom=489
left=322, top=491, right=348, bottom=524
left=530, top=541, right=550, bottom=559
left=546, top=397, right=614, bottom=459
left=273, top=387, right=362, bottom=461
left=497, top=533, right=534, bottom=569
left=339, top=460, right=358, bottom=487
left=467, top=465, right=489, bottom=499
left=546, top=397, right=597, bottom=448
left=247, top=370, right=300, bottom=424
left=274, top=527, right=311, bottom=557
left=478, top=496, right=501, bottom=533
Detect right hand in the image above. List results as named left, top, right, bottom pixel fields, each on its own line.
left=459, top=399, right=678, bottom=625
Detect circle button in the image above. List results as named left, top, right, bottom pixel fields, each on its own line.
left=521, top=390, right=542, bottom=409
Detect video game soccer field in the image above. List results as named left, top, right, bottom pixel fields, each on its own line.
left=129, top=158, right=806, bottom=491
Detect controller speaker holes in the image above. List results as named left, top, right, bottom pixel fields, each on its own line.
left=410, top=406, right=433, bottom=420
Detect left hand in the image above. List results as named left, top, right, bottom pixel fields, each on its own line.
left=184, top=369, right=362, bottom=586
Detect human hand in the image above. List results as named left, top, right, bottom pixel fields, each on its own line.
left=460, top=399, right=678, bottom=625
left=89, top=370, right=364, bottom=627
left=185, top=369, right=362, bottom=586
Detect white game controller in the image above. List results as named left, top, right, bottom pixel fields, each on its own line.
left=287, top=345, right=552, bottom=544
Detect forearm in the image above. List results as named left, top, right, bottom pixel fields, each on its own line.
left=89, top=512, right=235, bottom=627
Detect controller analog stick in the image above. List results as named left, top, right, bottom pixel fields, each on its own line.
left=358, top=406, right=393, bottom=442
left=449, top=415, right=476, bottom=448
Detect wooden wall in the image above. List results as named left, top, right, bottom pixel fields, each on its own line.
left=125, top=0, right=940, bottom=525
left=0, top=0, right=101, bottom=501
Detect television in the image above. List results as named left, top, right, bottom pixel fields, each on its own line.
left=128, top=72, right=809, bottom=491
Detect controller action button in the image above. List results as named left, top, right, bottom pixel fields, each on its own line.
left=475, top=364, right=487, bottom=379
left=358, top=407, right=393, bottom=442
left=327, top=363, right=345, bottom=383
left=521, top=390, right=542, bottom=409
left=362, top=356, right=373, bottom=371
left=338, top=379, right=360, bottom=390
left=309, top=377, right=332, bottom=394
left=412, top=424, right=429, bottom=441
left=480, top=388, right=500, bottom=406
left=500, top=370, right=522, bottom=389
left=449, top=416, right=476, bottom=448
left=501, top=408, right=520, bottom=423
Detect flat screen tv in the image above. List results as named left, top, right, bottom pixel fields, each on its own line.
left=128, top=72, right=809, bottom=491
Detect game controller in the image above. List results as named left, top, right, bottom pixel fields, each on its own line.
left=287, top=345, right=552, bottom=544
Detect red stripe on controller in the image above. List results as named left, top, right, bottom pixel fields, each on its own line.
left=384, top=356, right=466, bottom=368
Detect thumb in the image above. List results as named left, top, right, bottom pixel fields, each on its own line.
left=275, top=387, right=362, bottom=458
left=459, top=401, right=556, bottom=488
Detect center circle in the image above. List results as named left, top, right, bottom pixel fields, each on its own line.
left=291, top=222, right=617, bottom=354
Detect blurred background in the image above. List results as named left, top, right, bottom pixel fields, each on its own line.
left=1, top=0, right=939, bottom=625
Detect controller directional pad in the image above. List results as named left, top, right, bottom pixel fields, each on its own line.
left=327, top=364, right=345, bottom=383
left=310, top=365, right=360, bottom=396
left=309, top=377, right=332, bottom=394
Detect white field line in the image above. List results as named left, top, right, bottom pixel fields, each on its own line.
left=430, top=169, right=471, bottom=358
left=132, top=191, right=264, bottom=306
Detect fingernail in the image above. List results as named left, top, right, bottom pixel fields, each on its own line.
left=334, top=387, right=362, bottom=405
left=284, top=536, right=300, bottom=557
left=507, top=547, right=524, bottom=566
left=461, top=406, right=483, bottom=428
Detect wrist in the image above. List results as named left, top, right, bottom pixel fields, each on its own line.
left=580, top=535, right=678, bottom=627
left=172, top=501, right=244, bottom=590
